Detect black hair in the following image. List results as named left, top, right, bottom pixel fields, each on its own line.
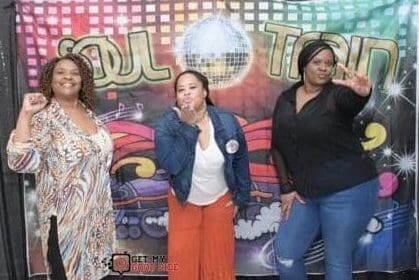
left=174, top=70, right=214, bottom=106
left=297, top=40, right=337, bottom=81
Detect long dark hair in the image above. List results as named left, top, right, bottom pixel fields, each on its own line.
left=38, top=53, right=96, bottom=110
left=174, top=70, right=214, bottom=106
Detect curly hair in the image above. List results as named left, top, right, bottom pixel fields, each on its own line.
left=38, top=53, right=96, bottom=110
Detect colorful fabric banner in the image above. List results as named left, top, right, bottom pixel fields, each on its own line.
left=15, top=0, right=417, bottom=276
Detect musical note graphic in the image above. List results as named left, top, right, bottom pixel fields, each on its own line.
left=99, top=102, right=144, bottom=123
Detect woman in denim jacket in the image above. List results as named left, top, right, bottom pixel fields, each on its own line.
left=154, top=70, right=251, bottom=280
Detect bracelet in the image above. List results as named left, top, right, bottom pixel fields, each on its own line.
left=280, top=182, right=295, bottom=194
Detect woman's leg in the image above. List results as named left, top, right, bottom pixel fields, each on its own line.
left=167, top=191, right=202, bottom=280
left=201, top=193, right=235, bottom=280
left=320, top=178, right=379, bottom=280
left=47, top=215, right=67, bottom=280
left=274, top=200, right=321, bottom=280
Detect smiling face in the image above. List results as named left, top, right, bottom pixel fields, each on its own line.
left=304, top=48, right=335, bottom=87
left=175, top=73, right=207, bottom=111
left=51, top=59, right=82, bottom=101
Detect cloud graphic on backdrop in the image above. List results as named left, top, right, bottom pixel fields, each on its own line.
left=235, top=202, right=280, bottom=240
left=176, top=14, right=252, bottom=88
left=144, top=211, right=168, bottom=232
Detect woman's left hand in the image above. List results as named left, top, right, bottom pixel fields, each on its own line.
left=225, top=200, right=239, bottom=217
left=332, top=63, right=372, bottom=97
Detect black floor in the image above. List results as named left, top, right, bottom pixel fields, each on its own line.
left=30, top=270, right=419, bottom=279
left=102, top=270, right=419, bottom=280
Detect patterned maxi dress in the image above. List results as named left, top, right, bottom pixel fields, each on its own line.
left=7, top=99, right=115, bottom=280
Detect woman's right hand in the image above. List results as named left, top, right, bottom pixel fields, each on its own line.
left=280, top=191, right=305, bottom=221
left=20, top=93, right=48, bottom=117
left=173, top=105, right=197, bottom=125
left=13, top=93, right=48, bottom=143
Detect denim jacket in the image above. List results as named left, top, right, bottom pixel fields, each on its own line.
left=154, top=105, right=251, bottom=207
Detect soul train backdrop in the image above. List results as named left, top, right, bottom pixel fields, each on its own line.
left=0, top=0, right=417, bottom=278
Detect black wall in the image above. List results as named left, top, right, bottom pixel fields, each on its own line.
left=0, top=1, right=27, bottom=279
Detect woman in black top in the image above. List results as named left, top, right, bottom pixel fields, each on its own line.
left=271, top=40, right=378, bottom=280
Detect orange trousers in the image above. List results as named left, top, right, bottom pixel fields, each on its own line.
left=167, top=191, right=235, bottom=280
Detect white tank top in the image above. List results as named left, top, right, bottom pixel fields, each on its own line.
left=89, top=127, right=113, bottom=157
left=187, top=119, right=229, bottom=205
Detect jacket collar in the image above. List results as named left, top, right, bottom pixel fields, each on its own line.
left=207, top=106, right=224, bottom=135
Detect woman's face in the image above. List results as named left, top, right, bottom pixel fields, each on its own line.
left=51, top=59, right=82, bottom=100
left=304, top=49, right=335, bottom=87
left=175, top=73, right=207, bottom=111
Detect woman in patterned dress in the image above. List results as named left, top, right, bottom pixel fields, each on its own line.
left=7, top=54, right=115, bottom=279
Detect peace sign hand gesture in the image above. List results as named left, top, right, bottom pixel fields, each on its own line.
left=332, top=63, right=372, bottom=97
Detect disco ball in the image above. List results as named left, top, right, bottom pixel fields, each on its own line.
left=176, top=15, right=252, bottom=88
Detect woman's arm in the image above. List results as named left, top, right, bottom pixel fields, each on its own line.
left=7, top=93, right=50, bottom=173
left=271, top=96, right=305, bottom=221
left=332, top=63, right=373, bottom=118
left=271, top=146, right=294, bottom=193
left=14, top=93, right=48, bottom=142
left=154, top=112, right=200, bottom=176
left=332, top=63, right=372, bottom=97
left=270, top=96, right=295, bottom=193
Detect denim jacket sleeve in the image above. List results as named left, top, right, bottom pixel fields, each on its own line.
left=154, top=110, right=200, bottom=176
left=232, top=123, right=251, bottom=207
left=215, top=108, right=251, bottom=207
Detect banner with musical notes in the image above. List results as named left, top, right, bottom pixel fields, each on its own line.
left=15, top=0, right=417, bottom=276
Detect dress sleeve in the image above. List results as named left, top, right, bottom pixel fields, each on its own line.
left=334, top=85, right=371, bottom=118
left=6, top=112, right=51, bottom=173
left=271, top=96, right=295, bottom=193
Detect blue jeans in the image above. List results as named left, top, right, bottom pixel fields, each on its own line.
left=274, top=178, right=378, bottom=280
